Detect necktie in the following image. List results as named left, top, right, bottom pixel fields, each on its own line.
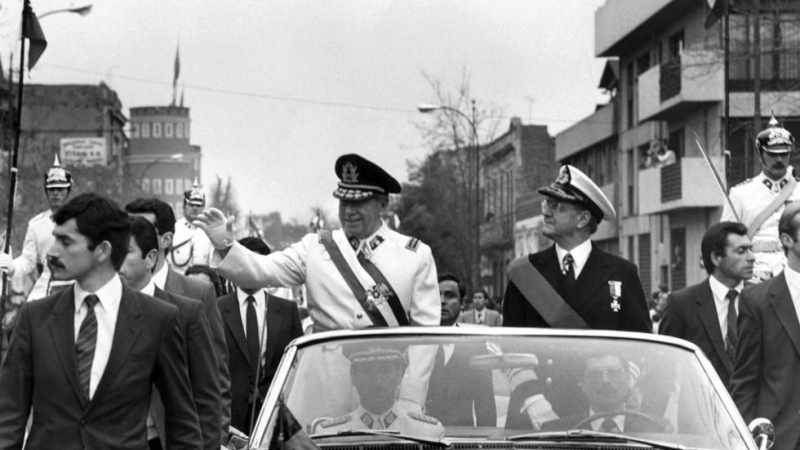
left=477, top=311, right=483, bottom=324
left=76, top=294, right=100, bottom=401
left=246, top=296, right=260, bottom=382
left=562, top=253, right=576, bottom=293
left=600, top=418, right=620, bottom=432
left=725, top=289, right=738, bottom=363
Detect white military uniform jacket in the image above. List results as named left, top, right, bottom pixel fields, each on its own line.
left=721, top=169, right=800, bottom=276
left=214, top=222, right=440, bottom=331
left=12, top=210, right=71, bottom=301
left=168, top=217, right=213, bottom=274
left=311, top=406, right=444, bottom=439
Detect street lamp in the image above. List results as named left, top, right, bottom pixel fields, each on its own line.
left=38, top=2, right=93, bottom=19
left=418, top=101, right=481, bottom=288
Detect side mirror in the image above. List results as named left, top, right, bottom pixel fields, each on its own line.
left=748, top=418, right=774, bottom=450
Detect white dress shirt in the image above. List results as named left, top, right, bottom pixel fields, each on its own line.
left=708, top=275, right=742, bottom=339
left=782, top=265, right=800, bottom=327
left=555, top=239, right=592, bottom=278
left=73, top=275, right=123, bottom=400
left=152, top=263, right=169, bottom=291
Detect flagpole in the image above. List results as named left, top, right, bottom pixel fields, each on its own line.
left=2, top=0, right=31, bottom=354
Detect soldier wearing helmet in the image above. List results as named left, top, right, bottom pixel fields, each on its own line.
left=0, top=155, right=75, bottom=300
left=721, top=115, right=800, bottom=282
left=167, top=177, right=214, bottom=273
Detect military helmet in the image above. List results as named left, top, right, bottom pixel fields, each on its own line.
left=756, top=115, right=794, bottom=155
left=183, top=177, right=205, bottom=206
left=44, top=154, right=72, bottom=190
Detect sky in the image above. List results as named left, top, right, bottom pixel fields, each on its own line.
left=1, top=0, right=609, bottom=223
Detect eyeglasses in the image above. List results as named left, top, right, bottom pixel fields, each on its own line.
left=540, top=198, right=576, bottom=214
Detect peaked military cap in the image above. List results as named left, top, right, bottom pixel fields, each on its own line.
left=184, top=177, right=205, bottom=206
left=333, top=154, right=401, bottom=201
left=756, top=115, right=794, bottom=154
left=538, top=165, right=616, bottom=222
left=44, top=154, right=72, bottom=189
left=342, top=342, right=407, bottom=367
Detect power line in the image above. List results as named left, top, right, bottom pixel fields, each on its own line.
left=39, top=62, right=593, bottom=125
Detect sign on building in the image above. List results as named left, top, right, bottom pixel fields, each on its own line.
left=60, top=138, right=107, bottom=166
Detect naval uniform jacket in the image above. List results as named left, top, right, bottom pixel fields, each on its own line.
left=215, top=223, right=440, bottom=330
left=502, top=243, right=651, bottom=333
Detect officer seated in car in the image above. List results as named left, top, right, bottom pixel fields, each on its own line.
left=311, top=344, right=444, bottom=439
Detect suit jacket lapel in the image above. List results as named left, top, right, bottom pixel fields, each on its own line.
left=770, top=274, right=800, bottom=357
left=47, top=289, right=84, bottom=405
left=568, top=246, right=610, bottom=311
left=220, top=294, right=249, bottom=361
left=262, top=294, right=282, bottom=372
left=90, top=286, right=144, bottom=408
left=696, top=279, right=731, bottom=373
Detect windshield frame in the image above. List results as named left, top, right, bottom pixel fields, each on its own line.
left=248, top=327, right=756, bottom=450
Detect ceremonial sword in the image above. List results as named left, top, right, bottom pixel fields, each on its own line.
left=692, top=131, right=740, bottom=222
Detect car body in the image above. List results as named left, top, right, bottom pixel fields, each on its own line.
left=247, top=327, right=763, bottom=450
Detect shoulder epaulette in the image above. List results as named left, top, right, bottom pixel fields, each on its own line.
left=731, top=177, right=756, bottom=189
left=406, top=237, right=420, bottom=252
left=407, top=411, right=440, bottom=425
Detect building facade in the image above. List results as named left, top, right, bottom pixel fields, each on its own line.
left=479, top=118, right=557, bottom=299
left=126, top=106, right=202, bottom=215
left=557, top=0, right=800, bottom=294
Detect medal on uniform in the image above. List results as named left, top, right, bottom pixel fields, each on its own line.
left=365, top=283, right=391, bottom=311
left=609, top=280, right=622, bottom=312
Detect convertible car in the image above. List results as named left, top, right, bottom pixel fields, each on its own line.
left=245, top=327, right=772, bottom=450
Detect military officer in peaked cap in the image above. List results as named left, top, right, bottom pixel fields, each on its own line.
left=194, top=153, right=439, bottom=411
left=0, top=155, right=74, bottom=300
left=722, top=115, right=800, bottom=282
left=502, top=165, right=651, bottom=429
left=168, top=178, right=214, bottom=274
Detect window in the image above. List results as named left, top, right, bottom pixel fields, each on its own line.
left=165, top=178, right=174, bottom=195
left=636, top=52, right=650, bottom=76
left=130, top=122, right=139, bottom=138
left=668, top=30, right=684, bottom=62
left=185, top=123, right=191, bottom=140
left=165, top=122, right=174, bottom=138
left=176, top=178, right=184, bottom=193
left=141, top=178, right=150, bottom=193
left=153, top=179, right=162, bottom=194
left=626, top=63, right=635, bottom=129
left=176, top=123, right=184, bottom=138
left=141, top=122, right=150, bottom=138
left=152, top=122, right=162, bottom=138
left=669, top=128, right=685, bottom=159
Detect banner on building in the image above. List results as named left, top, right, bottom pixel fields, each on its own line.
left=60, top=138, right=107, bottom=166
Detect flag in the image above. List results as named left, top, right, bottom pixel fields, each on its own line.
left=172, top=44, right=180, bottom=105
left=24, top=6, right=47, bottom=70
left=269, top=399, right=319, bottom=450
left=704, top=0, right=728, bottom=29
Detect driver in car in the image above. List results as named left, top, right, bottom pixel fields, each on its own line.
left=311, top=345, right=445, bottom=439
left=543, top=354, right=669, bottom=433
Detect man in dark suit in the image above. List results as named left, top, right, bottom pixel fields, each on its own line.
left=427, top=274, right=496, bottom=426
left=503, top=165, right=650, bottom=333
left=660, top=222, right=754, bottom=391
left=543, top=354, right=668, bottom=433
left=217, top=236, right=303, bottom=434
left=119, top=215, right=221, bottom=450
left=126, top=197, right=231, bottom=444
left=0, top=193, right=200, bottom=449
left=731, top=203, right=800, bottom=450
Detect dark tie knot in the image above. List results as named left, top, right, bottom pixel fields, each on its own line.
left=84, top=294, right=100, bottom=309
left=726, top=289, right=738, bottom=302
left=246, top=295, right=256, bottom=305
left=562, top=253, right=575, bottom=274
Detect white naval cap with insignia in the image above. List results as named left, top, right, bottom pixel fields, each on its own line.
left=538, top=165, right=616, bottom=221
left=44, top=154, right=72, bottom=189
left=333, top=154, right=402, bottom=201
left=756, top=114, right=795, bottom=154
left=183, top=177, right=205, bottom=206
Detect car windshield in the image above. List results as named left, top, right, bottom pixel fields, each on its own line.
left=253, top=334, right=749, bottom=450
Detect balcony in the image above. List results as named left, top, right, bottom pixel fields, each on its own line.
left=555, top=103, right=616, bottom=161
left=595, top=0, right=691, bottom=57
left=638, top=157, right=724, bottom=215
left=638, top=49, right=724, bottom=122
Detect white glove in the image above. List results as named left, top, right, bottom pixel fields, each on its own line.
left=193, top=208, right=236, bottom=250
left=0, top=252, right=15, bottom=275
left=521, top=394, right=559, bottom=430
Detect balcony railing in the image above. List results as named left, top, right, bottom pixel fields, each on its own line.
left=660, top=59, right=681, bottom=102
left=638, top=157, right=724, bottom=215
left=660, top=160, right=681, bottom=202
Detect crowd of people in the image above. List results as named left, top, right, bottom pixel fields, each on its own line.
left=0, top=116, right=797, bottom=449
